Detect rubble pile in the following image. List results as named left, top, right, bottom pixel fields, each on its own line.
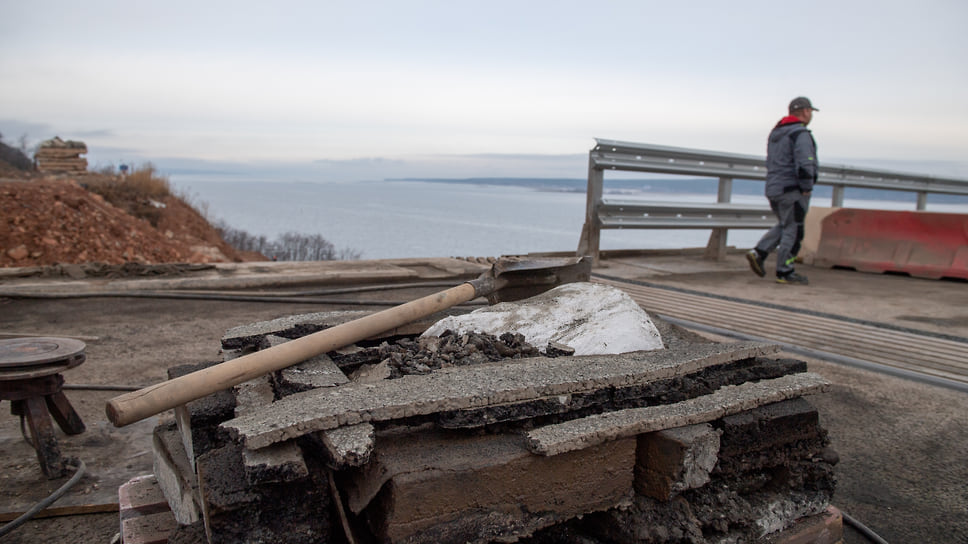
left=122, top=300, right=840, bottom=543
left=33, top=137, right=88, bottom=173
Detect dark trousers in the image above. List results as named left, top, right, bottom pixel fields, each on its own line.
left=754, top=191, right=810, bottom=277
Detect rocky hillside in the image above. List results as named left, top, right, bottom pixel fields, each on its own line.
left=1, top=164, right=267, bottom=269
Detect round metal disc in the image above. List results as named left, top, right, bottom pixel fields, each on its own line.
left=0, top=337, right=87, bottom=368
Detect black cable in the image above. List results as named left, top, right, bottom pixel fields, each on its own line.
left=62, top=383, right=143, bottom=392
left=0, top=279, right=469, bottom=303
left=841, top=509, right=890, bottom=544
left=0, top=458, right=87, bottom=538
left=0, top=290, right=486, bottom=307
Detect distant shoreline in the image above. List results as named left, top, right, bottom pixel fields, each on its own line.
left=385, top=177, right=968, bottom=204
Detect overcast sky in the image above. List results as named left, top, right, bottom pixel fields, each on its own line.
left=2, top=1, right=967, bottom=181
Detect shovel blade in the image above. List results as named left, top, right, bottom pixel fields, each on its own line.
left=486, top=255, right=591, bottom=304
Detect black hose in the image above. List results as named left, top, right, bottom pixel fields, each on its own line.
left=0, top=279, right=470, bottom=304
left=0, top=290, right=488, bottom=307
left=0, top=458, right=87, bottom=538
left=63, top=383, right=143, bottom=392
left=841, top=509, right=890, bottom=544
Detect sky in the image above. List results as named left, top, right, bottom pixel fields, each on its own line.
left=2, top=1, right=968, bottom=182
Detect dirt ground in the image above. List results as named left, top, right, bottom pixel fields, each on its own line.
left=1, top=177, right=263, bottom=268
left=1, top=259, right=966, bottom=543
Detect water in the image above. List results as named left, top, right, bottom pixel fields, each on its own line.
left=170, top=178, right=968, bottom=260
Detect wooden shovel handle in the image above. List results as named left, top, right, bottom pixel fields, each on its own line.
left=105, top=281, right=485, bottom=427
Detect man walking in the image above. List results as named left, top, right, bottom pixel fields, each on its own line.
left=747, top=96, right=819, bottom=285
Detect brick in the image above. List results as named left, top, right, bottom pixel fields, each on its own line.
left=121, top=510, right=177, bottom=544
left=119, top=474, right=168, bottom=515
left=118, top=474, right=178, bottom=544
left=347, top=428, right=636, bottom=544
left=635, top=423, right=721, bottom=500
left=765, top=505, right=844, bottom=544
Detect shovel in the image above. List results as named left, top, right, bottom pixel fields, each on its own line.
left=105, top=256, right=590, bottom=427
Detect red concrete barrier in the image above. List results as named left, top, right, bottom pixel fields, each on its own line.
left=813, top=208, right=968, bottom=280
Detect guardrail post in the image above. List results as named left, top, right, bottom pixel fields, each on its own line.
left=704, top=177, right=732, bottom=260
left=831, top=185, right=845, bottom=207
left=577, top=153, right=604, bottom=263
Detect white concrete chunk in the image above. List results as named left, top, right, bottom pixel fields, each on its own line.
left=422, top=282, right=663, bottom=355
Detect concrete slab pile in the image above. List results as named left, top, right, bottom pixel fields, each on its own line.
left=122, top=307, right=840, bottom=544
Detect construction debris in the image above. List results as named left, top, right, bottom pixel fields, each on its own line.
left=33, top=137, right=88, bottom=173
left=122, top=291, right=840, bottom=543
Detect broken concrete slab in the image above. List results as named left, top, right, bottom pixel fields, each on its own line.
left=714, top=398, right=827, bottom=477
left=422, top=282, right=664, bottom=355
left=717, top=397, right=820, bottom=456
left=585, top=482, right=832, bottom=543
left=232, top=376, right=275, bottom=418
left=435, top=355, right=807, bottom=429
left=152, top=423, right=202, bottom=524
left=265, top=334, right=349, bottom=393
left=635, top=423, right=721, bottom=501
left=221, top=310, right=373, bottom=350
left=230, top=365, right=310, bottom=486
left=525, top=372, right=830, bottom=456
left=350, top=428, right=636, bottom=544
left=222, top=341, right=780, bottom=449
left=241, top=442, right=309, bottom=485
left=317, top=423, right=375, bottom=469
left=348, top=360, right=391, bottom=383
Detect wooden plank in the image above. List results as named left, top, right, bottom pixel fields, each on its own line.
left=525, top=372, right=830, bottom=456
left=0, top=502, right=119, bottom=522
left=222, top=341, right=780, bottom=449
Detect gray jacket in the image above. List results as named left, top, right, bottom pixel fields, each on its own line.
left=764, top=118, right=817, bottom=198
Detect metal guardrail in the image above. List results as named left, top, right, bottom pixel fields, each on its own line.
left=599, top=200, right=774, bottom=230
left=578, top=138, right=968, bottom=261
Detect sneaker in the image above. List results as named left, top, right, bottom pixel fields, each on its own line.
left=746, top=250, right=765, bottom=277
left=776, top=272, right=809, bottom=285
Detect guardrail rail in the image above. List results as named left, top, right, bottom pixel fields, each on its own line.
left=577, top=138, right=968, bottom=261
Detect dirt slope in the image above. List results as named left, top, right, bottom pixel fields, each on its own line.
left=1, top=175, right=266, bottom=268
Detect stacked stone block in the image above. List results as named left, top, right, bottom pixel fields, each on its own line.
left=34, top=137, right=88, bottom=173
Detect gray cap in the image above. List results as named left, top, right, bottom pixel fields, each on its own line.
left=789, top=96, right=819, bottom=113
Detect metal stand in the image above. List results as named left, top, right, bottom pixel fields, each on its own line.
left=0, top=337, right=87, bottom=478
